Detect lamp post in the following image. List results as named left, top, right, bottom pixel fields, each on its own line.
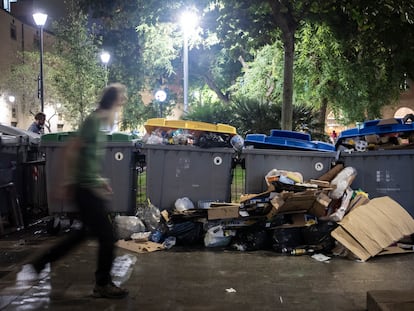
left=33, top=12, right=48, bottom=113
left=100, top=51, right=111, bottom=86
left=155, top=90, right=167, bottom=117
left=180, top=11, right=198, bottom=114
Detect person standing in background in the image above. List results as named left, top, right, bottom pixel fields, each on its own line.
left=27, top=112, right=46, bottom=134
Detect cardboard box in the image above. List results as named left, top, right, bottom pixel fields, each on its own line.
left=331, top=196, right=414, bottom=261
left=116, top=240, right=165, bottom=253
left=270, top=190, right=319, bottom=214
left=208, top=203, right=240, bottom=220
left=240, top=184, right=275, bottom=203
left=308, top=192, right=331, bottom=217
left=272, top=213, right=307, bottom=228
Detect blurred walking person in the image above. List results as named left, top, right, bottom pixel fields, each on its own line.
left=17, top=83, right=129, bottom=299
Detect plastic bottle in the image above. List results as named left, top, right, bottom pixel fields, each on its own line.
left=162, top=236, right=176, bottom=249
left=290, top=248, right=315, bottom=256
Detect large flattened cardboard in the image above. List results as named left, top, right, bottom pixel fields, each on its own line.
left=331, top=197, right=414, bottom=261
left=208, top=203, right=240, bottom=220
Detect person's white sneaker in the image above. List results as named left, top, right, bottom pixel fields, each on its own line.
left=16, top=263, right=51, bottom=282
left=16, top=264, right=39, bottom=282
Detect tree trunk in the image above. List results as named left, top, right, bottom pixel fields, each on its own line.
left=203, top=73, right=230, bottom=103
left=318, top=98, right=328, bottom=134
left=281, top=31, right=295, bottom=130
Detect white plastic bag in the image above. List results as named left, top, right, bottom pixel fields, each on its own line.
left=204, top=225, right=236, bottom=247
left=175, top=197, right=195, bottom=212
left=136, top=201, right=161, bottom=232
left=114, top=216, right=146, bottom=239
left=329, top=167, right=357, bottom=199
left=328, top=188, right=354, bottom=222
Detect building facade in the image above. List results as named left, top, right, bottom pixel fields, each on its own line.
left=0, top=5, right=71, bottom=132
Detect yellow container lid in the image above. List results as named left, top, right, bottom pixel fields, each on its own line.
left=144, top=118, right=237, bottom=135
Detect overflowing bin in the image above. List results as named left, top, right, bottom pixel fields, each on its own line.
left=142, top=144, right=235, bottom=210
left=341, top=149, right=414, bottom=217
left=242, top=148, right=337, bottom=194
left=41, top=132, right=139, bottom=215
left=0, top=125, right=46, bottom=222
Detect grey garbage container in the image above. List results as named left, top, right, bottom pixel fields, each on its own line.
left=242, top=148, right=337, bottom=194
left=142, top=144, right=235, bottom=210
left=0, top=134, right=24, bottom=231
left=0, top=124, right=41, bottom=161
left=0, top=125, right=45, bottom=220
left=0, top=135, right=20, bottom=210
left=41, top=132, right=139, bottom=215
left=341, top=149, right=414, bottom=217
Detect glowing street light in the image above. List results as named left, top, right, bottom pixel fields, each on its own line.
left=155, top=90, right=167, bottom=117
left=180, top=11, right=198, bottom=114
left=100, top=51, right=111, bottom=86
left=33, top=12, right=48, bottom=113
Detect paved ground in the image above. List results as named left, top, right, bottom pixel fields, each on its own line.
left=1, top=227, right=414, bottom=311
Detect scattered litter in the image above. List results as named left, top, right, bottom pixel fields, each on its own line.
left=111, top=254, right=137, bottom=287
left=280, top=296, right=283, bottom=304
left=116, top=240, right=165, bottom=253
left=131, top=231, right=151, bottom=242
left=162, top=236, right=177, bottom=249
left=311, top=253, right=331, bottom=262
left=114, top=216, right=145, bottom=240
left=225, top=288, right=237, bottom=293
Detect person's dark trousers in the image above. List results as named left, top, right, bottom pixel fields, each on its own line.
left=31, top=186, right=115, bottom=286
left=75, top=186, right=116, bottom=286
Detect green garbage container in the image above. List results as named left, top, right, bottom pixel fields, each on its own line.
left=41, top=132, right=139, bottom=215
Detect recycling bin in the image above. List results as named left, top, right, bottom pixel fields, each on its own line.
left=142, top=144, right=235, bottom=210
left=41, top=132, right=139, bottom=215
left=242, top=148, right=337, bottom=194
left=341, top=149, right=414, bottom=217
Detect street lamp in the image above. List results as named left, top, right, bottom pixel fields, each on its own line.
left=180, top=11, right=198, bottom=114
left=155, top=89, right=167, bottom=117
left=100, top=51, right=111, bottom=86
left=33, top=12, right=48, bottom=113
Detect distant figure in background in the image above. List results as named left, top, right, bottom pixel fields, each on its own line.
left=330, top=130, right=338, bottom=143
left=27, top=112, right=46, bottom=134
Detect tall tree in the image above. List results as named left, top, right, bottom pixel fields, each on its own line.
left=52, top=1, right=106, bottom=127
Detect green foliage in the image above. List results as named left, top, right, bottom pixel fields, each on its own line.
left=2, top=52, right=42, bottom=115
left=52, top=1, right=105, bottom=127
left=75, top=0, right=414, bottom=131
left=184, top=96, right=233, bottom=124
left=1, top=51, right=65, bottom=116
left=186, top=95, right=319, bottom=137
left=136, top=23, right=181, bottom=79
left=231, top=44, right=284, bottom=103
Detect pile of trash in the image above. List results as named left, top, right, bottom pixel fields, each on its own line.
left=115, top=164, right=414, bottom=261
left=141, top=118, right=244, bottom=150
left=336, top=115, right=414, bottom=152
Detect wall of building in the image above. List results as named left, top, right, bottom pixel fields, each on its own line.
left=381, top=80, right=414, bottom=119
left=0, top=8, right=72, bottom=133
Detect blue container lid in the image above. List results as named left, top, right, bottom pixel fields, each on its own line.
left=245, top=130, right=335, bottom=152
left=337, top=117, right=414, bottom=147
